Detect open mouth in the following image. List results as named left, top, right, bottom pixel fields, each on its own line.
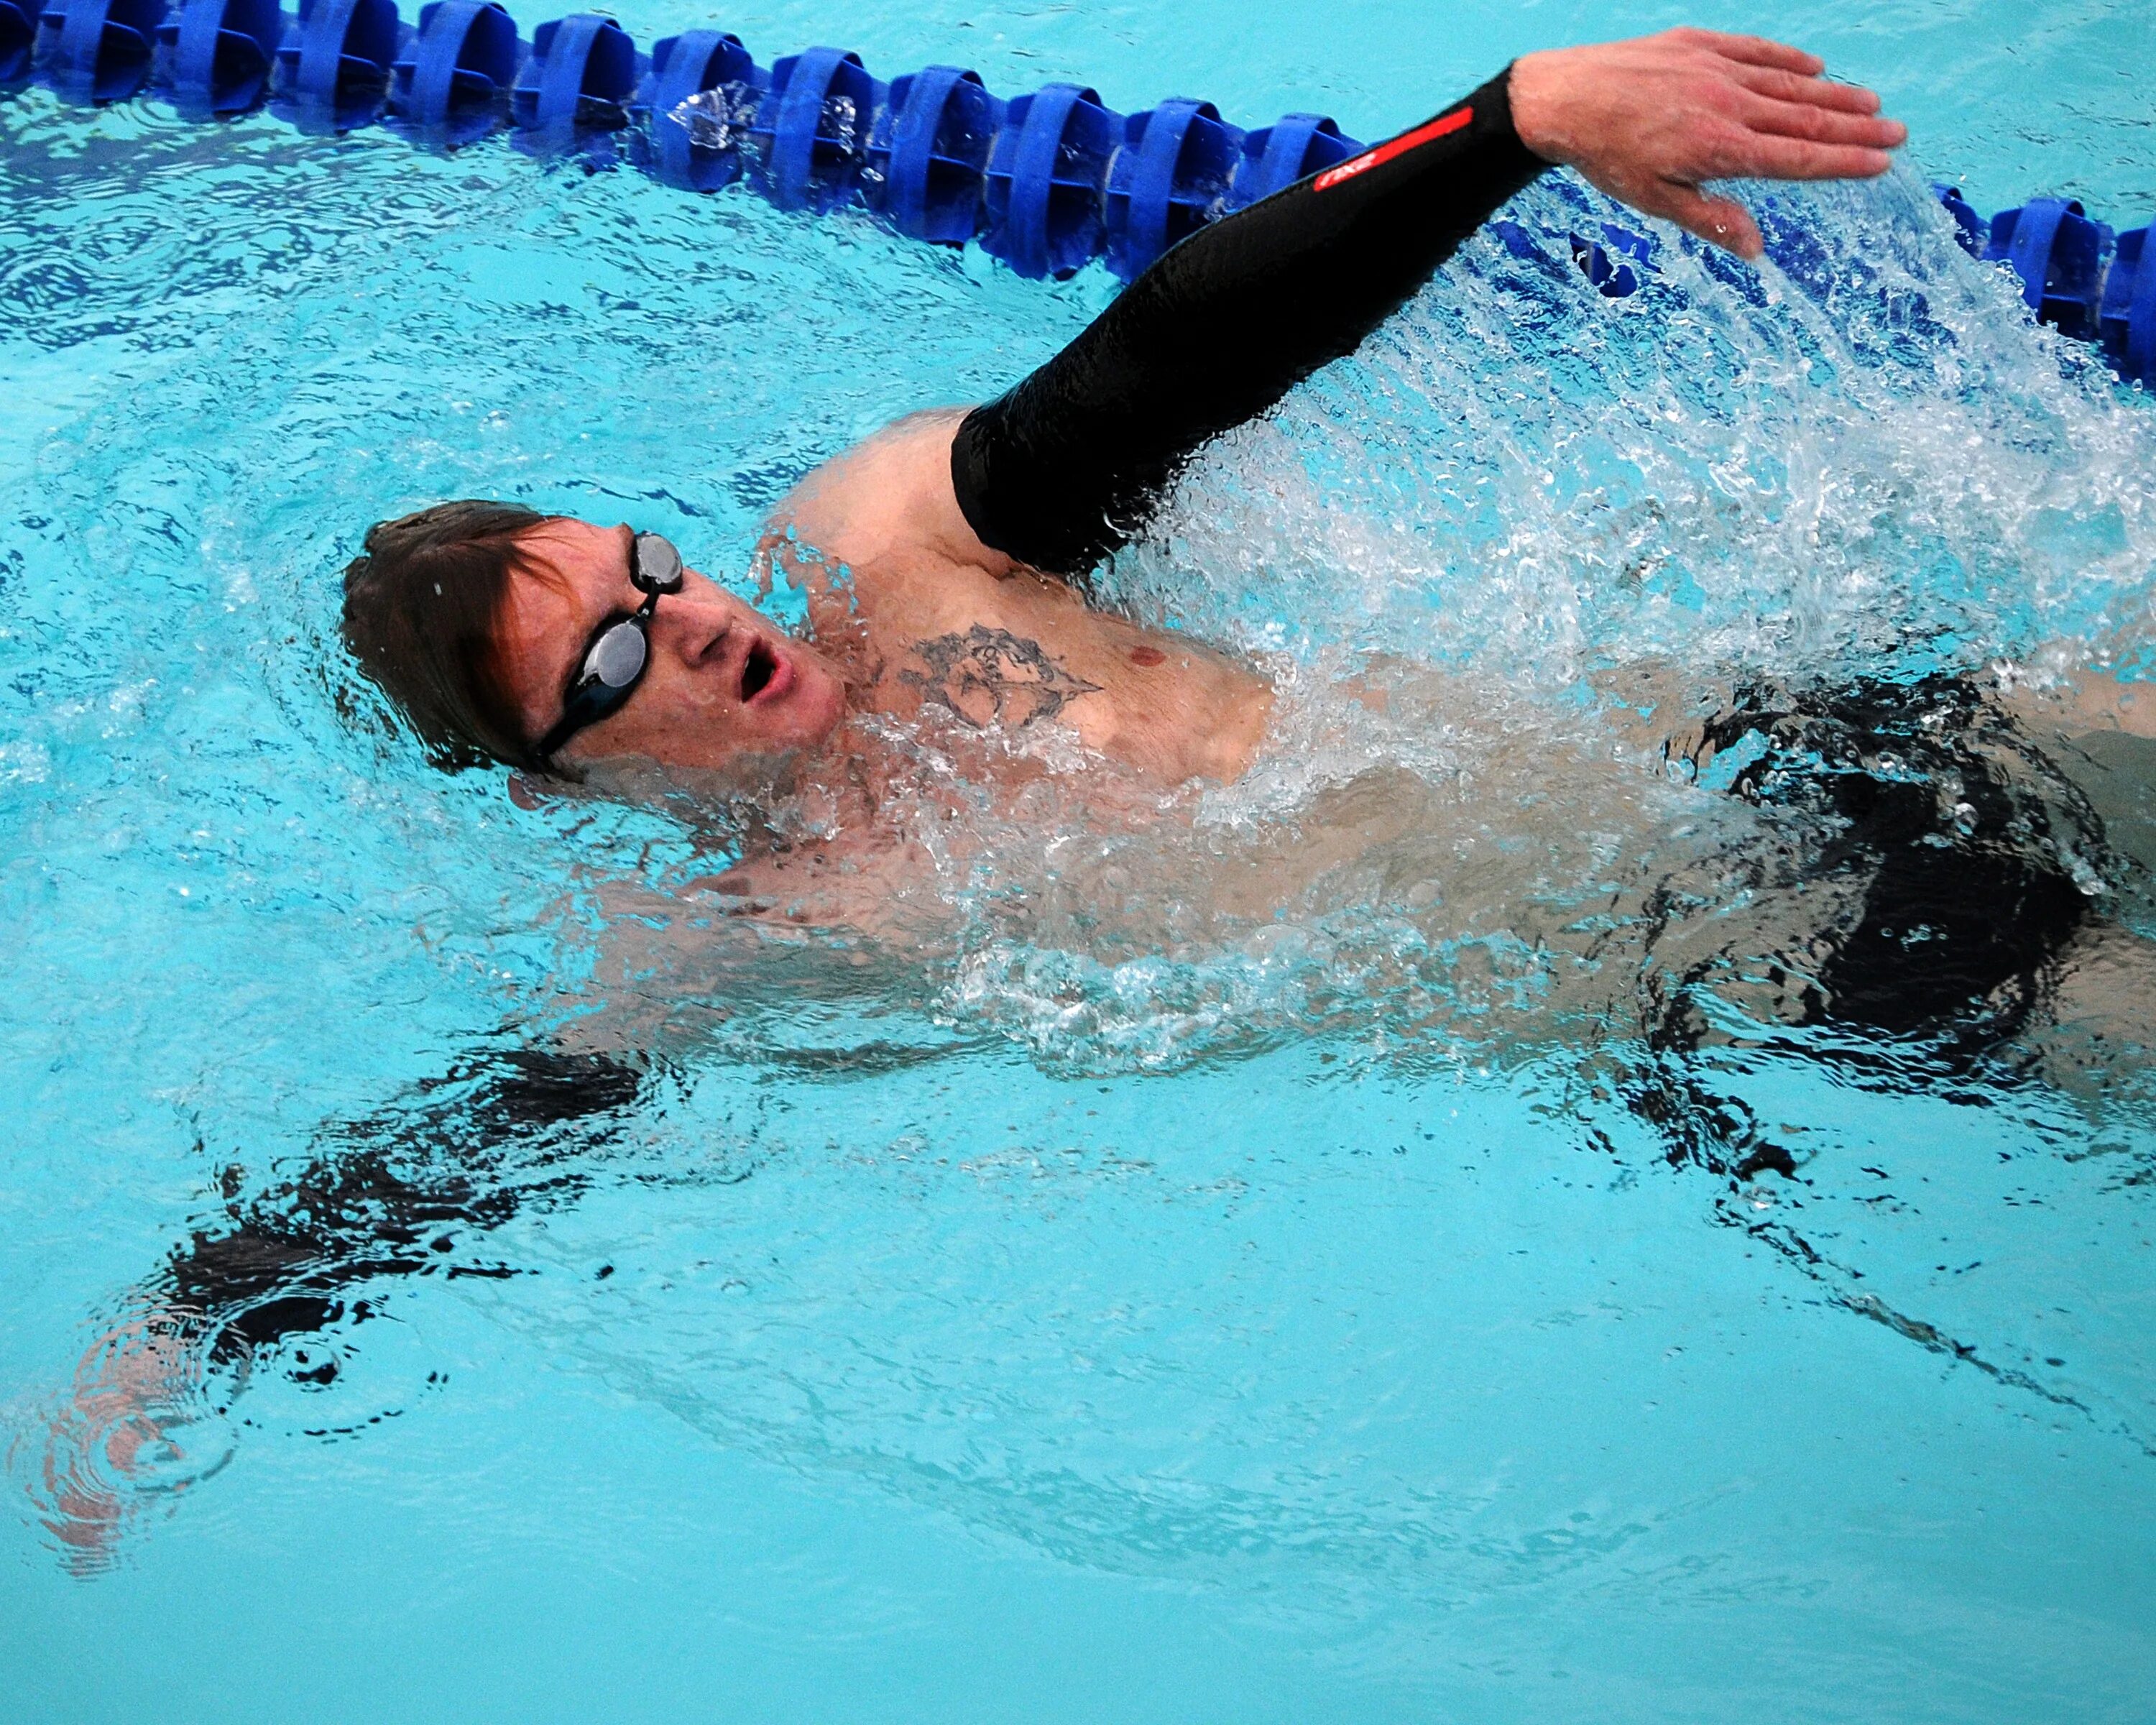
left=740, top=636, right=782, bottom=704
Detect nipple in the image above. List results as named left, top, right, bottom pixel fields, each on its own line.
left=1128, top=645, right=1166, bottom=668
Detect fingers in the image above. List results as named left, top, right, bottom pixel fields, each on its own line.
left=1706, top=130, right=1897, bottom=182
left=1547, top=29, right=1905, bottom=256
left=1738, top=91, right=1907, bottom=149
left=1671, top=27, right=1824, bottom=75
left=1651, top=183, right=1765, bottom=259
left=1728, top=63, right=1884, bottom=114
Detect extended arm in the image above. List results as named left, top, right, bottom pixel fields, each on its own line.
left=952, top=28, right=1904, bottom=581
left=33, top=1047, right=644, bottom=1570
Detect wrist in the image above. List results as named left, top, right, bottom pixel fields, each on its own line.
left=1505, top=50, right=1576, bottom=166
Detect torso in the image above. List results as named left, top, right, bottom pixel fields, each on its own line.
left=854, top=561, right=1271, bottom=784
left=770, top=412, right=1273, bottom=788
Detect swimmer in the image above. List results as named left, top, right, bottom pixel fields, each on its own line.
left=338, top=20, right=2153, bottom=1028
left=40, top=34, right=2154, bottom=1568
left=342, top=29, right=1927, bottom=822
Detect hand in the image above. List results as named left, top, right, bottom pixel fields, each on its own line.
left=1507, top=28, right=1907, bottom=259
left=32, top=1313, right=204, bottom=1575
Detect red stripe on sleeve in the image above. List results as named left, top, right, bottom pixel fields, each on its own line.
left=1312, top=104, right=1473, bottom=193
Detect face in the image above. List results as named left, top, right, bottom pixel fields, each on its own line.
left=496, top=519, right=851, bottom=783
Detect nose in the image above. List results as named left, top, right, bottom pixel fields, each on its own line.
left=654, top=586, right=735, bottom=671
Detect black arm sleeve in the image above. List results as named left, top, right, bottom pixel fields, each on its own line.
left=155, top=1049, right=642, bottom=1363
left=949, top=68, right=1548, bottom=578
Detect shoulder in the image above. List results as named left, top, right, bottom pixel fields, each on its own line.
left=770, top=409, right=1021, bottom=588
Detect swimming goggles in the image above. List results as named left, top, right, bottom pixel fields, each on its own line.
left=535, top=530, right=685, bottom=763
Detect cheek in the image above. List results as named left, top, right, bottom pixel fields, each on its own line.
left=599, top=670, right=737, bottom=762
left=784, top=668, right=847, bottom=745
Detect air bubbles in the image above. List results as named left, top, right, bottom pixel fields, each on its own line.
left=670, top=86, right=744, bottom=154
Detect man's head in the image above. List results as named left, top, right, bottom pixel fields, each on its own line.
left=342, top=502, right=850, bottom=784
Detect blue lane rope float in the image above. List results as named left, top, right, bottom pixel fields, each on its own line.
left=9, top=2, right=2152, bottom=388
left=1227, top=111, right=1355, bottom=208
left=37, top=0, right=165, bottom=102
left=1516, top=186, right=2155, bottom=388
left=1104, top=98, right=1240, bottom=280
left=866, top=64, right=1000, bottom=244
left=1571, top=221, right=1653, bottom=297
left=631, top=28, right=755, bottom=192
left=1949, top=185, right=2152, bottom=386
left=0, top=0, right=39, bottom=83
left=752, top=45, right=875, bottom=212
left=1935, top=182, right=1987, bottom=254
left=389, top=0, right=520, bottom=147
left=158, top=0, right=279, bottom=115
left=983, top=81, right=1118, bottom=279
left=2100, top=223, right=2155, bottom=387
left=1988, top=196, right=2110, bottom=341
left=512, top=8, right=637, bottom=150
left=273, top=0, right=402, bottom=133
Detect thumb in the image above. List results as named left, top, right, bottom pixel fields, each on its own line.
left=1653, top=184, right=1764, bottom=259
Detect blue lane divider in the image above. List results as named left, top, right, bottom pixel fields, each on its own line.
left=1987, top=196, right=2111, bottom=341
left=750, top=45, right=876, bottom=212
left=7, top=0, right=2151, bottom=392
left=984, top=81, right=1117, bottom=280
left=1571, top=221, right=1653, bottom=298
left=1228, top=112, right=1358, bottom=210
left=632, top=29, right=755, bottom=191
left=1, top=0, right=41, bottom=80
left=36, top=0, right=165, bottom=101
left=275, top=0, right=402, bottom=132
left=1105, top=98, right=1240, bottom=281
left=157, top=0, right=282, bottom=116
left=388, top=0, right=519, bottom=146
left=2100, top=225, right=2155, bottom=389
left=512, top=9, right=637, bottom=149
left=1932, top=182, right=1987, bottom=257
left=1502, top=183, right=2151, bottom=388
left=1925, top=185, right=2154, bottom=384
left=1494, top=216, right=1648, bottom=296
left=866, top=64, right=1000, bottom=244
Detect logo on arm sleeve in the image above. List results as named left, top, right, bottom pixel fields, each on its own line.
left=1312, top=104, right=1473, bottom=193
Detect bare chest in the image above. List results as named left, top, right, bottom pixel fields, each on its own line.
left=833, top=561, right=1271, bottom=785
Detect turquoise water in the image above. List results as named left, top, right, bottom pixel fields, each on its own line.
left=4, top=1, right=2155, bottom=1719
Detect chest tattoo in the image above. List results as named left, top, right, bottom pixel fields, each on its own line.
left=899, top=625, right=1104, bottom=730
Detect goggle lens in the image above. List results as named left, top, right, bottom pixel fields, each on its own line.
left=535, top=529, right=686, bottom=765
left=584, top=620, right=648, bottom=689
left=634, top=533, right=684, bottom=594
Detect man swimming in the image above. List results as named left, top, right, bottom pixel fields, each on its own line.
left=341, top=28, right=1919, bottom=806
left=41, top=34, right=2156, bottom=1562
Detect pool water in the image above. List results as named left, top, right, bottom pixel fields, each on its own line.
left=4, top=1, right=2155, bottom=1719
